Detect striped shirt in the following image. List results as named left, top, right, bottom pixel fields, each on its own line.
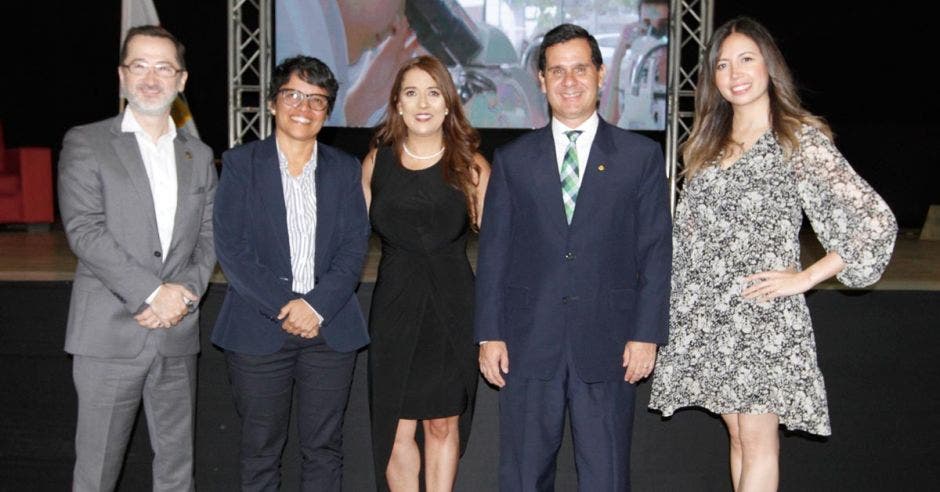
left=277, top=142, right=317, bottom=294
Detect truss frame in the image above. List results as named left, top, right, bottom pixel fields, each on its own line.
left=666, top=0, right=714, bottom=212
left=228, top=0, right=272, bottom=146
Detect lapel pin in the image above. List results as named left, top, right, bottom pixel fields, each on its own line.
left=598, top=164, right=606, bottom=172
left=184, top=150, right=192, bottom=160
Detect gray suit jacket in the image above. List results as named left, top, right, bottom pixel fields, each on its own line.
left=58, top=114, right=217, bottom=358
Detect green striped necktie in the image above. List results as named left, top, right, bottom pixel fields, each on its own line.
left=561, top=130, right=582, bottom=224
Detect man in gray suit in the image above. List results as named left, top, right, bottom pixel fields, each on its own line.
left=58, top=25, right=216, bottom=491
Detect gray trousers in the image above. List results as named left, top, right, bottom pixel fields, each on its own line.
left=72, top=333, right=197, bottom=492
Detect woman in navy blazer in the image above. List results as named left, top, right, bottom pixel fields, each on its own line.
left=212, top=56, right=370, bottom=491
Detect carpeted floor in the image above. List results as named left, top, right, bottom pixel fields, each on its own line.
left=1, top=283, right=938, bottom=491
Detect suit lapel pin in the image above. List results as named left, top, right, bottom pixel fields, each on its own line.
left=598, top=164, right=606, bottom=172
left=184, top=150, right=192, bottom=160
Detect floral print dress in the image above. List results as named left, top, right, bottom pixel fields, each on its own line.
left=649, top=126, right=897, bottom=435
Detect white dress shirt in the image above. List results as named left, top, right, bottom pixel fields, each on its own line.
left=551, top=112, right=600, bottom=188
left=122, top=111, right=178, bottom=306
left=122, top=110, right=178, bottom=261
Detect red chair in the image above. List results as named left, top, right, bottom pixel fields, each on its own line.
left=0, top=122, right=54, bottom=223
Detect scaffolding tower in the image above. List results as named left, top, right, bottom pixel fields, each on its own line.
left=227, top=0, right=272, bottom=147
left=666, top=0, right=714, bottom=211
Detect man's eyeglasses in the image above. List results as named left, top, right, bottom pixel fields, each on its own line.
left=121, top=61, right=184, bottom=78
left=278, top=89, right=330, bottom=111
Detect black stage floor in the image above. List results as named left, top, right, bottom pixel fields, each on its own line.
left=1, top=282, right=938, bottom=491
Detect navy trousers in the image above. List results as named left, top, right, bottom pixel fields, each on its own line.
left=498, top=349, right=636, bottom=491
left=226, top=335, right=356, bottom=492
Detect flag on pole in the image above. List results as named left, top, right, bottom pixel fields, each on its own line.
left=120, top=0, right=200, bottom=138
left=120, top=0, right=159, bottom=33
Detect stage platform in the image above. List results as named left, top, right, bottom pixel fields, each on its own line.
left=1, top=226, right=938, bottom=490
left=1, top=284, right=938, bottom=490
left=0, top=227, right=937, bottom=289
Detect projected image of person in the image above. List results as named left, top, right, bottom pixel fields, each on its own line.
left=362, top=55, right=490, bottom=492
left=648, top=17, right=897, bottom=490
left=277, top=0, right=418, bottom=126
left=212, top=56, right=370, bottom=491
left=599, top=0, right=669, bottom=129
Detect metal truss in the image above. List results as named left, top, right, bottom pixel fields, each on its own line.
left=228, top=0, right=272, bottom=147
left=666, top=0, right=714, bottom=212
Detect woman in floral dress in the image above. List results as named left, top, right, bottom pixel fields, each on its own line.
left=648, top=17, right=897, bottom=491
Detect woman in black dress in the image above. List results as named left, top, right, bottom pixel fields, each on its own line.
left=361, top=55, right=490, bottom=492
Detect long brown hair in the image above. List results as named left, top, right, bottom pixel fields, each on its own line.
left=373, top=56, right=483, bottom=229
left=681, top=17, right=831, bottom=179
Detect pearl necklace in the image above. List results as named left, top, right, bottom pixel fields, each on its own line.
left=402, top=143, right=445, bottom=160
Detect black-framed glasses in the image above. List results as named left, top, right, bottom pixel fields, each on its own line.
left=121, top=61, right=184, bottom=78
left=278, top=89, right=330, bottom=111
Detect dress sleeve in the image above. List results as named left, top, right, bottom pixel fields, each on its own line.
left=791, top=126, right=898, bottom=287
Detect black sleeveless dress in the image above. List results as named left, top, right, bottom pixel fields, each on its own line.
left=367, top=146, right=478, bottom=489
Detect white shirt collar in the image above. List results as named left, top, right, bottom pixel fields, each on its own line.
left=550, top=112, right=598, bottom=189
left=551, top=112, right=599, bottom=140
left=121, top=110, right=177, bottom=142
left=275, top=139, right=317, bottom=175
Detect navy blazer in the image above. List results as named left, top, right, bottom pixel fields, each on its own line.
left=474, top=118, right=672, bottom=382
left=211, top=136, right=370, bottom=355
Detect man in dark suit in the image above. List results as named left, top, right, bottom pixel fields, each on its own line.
left=475, top=24, right=672, bottom=491
left=58, top=25, right=216, bottom=491
left=211, top=56, right=370, bottom=491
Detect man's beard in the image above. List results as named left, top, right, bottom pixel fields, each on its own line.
left=121, top=83, right=176, bottom=117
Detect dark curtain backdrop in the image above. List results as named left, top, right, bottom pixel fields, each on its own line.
left=0, top=0, right=936, bottom=227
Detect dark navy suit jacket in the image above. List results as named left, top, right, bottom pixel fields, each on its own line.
left=211, top=136, right=370, bottom=355
left=474, top=118, right=672, bottom=382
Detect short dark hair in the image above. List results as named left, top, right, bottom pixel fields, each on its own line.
left=120, top=25, right=186, bottom=70
left=537, top=23, right=603, bottom=73
left=268, top=56, right=339, bottom=116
